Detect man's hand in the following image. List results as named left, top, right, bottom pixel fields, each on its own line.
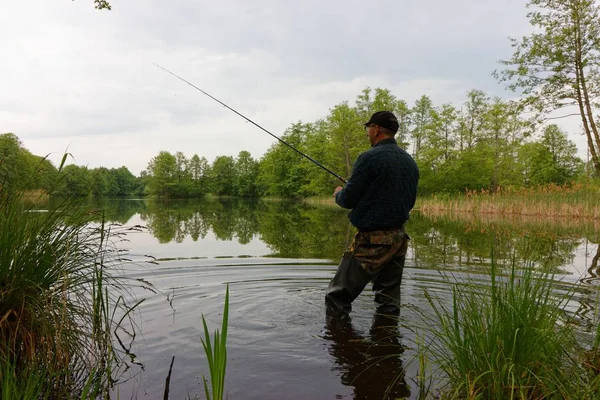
left=333, top=186, right=343, bottom=197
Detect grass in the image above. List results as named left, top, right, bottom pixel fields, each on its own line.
left=418, top=182, right=600, bottom=219
left=418, top=248, right=600, bottom=399
left=0, top=168, right=147, bottom=397
left=201, top=284, right=230, bottom=400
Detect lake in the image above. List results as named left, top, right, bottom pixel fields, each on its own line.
left=83, top=197, right=600, bottom=400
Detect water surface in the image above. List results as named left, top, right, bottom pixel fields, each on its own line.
left=85, top=198, right=600, bottom=399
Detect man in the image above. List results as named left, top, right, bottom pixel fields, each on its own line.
left=325, top=111, right=419, bottom=315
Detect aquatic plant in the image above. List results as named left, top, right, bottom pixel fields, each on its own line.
left=201, top=284, right=230, bottom=400
left=418, top=182, right=600, bottom=219
left=420, top=253, right=599, bottom=399
left=0, top=159, right=147, bottom=397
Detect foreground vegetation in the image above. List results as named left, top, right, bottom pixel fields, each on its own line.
left=0, top=181, right=146, bottom=397
left=416, top=253, right=600, bottom=399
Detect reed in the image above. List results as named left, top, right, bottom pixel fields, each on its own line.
left=418, top=182, right=600, bottom=219
left=201, top=284, right=230, bottom=400
left=420, top=253, right=598, bottom=399
left=0, top=169, right=145, bottom=397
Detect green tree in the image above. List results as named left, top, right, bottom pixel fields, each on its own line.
left=481, top=98, right=529, bottom=191
left=146, top=151, right=177, bottom=196
left=93, top=0, right=111, bottom=10
left=91, top=167, right=111, bottom=196
left=496, top=0, right=600, bottom=175
left=0, top=133, right=35, bottom=194
left=210, top=156, right=236, bottom=196
left=417, top=104, right=457, bottom=194
left=257, top=123, right=318, bottom=198
left=411, top=95, right=434, bottom=158
left=30, top=156, right=58, bottom=191
left=57, top=164, right=92, bottom=197
left=519, top=124, right=583, bottom=185
left=109, top=166, right=138, bottom=196
left=235, top=151, right=259, bottom=197
left=188, top=154, right=210, bottom=196
left=460, top=90, right=489, bottom=151
left=323, top=103, right=364, bottom=177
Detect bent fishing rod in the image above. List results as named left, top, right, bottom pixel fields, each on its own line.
left=154, top=64, right=346, bottom=184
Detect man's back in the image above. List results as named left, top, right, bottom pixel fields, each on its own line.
left=335, top=138, right=419, bottom=232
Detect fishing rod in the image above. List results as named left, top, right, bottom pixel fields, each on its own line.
left=154, top=64, right=347, bottom=184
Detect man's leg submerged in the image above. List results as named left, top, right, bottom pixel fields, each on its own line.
left=372, top=259, right=403, bottom=314
left=372, top=235, right=408, bottom=314
left=325, top=252, right=372, bottom=314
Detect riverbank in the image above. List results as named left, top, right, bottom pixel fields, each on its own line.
left=418, top=183, right=600, bottom=219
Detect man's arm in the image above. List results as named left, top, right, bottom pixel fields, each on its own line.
left=334, top=154, right=370, bottom=209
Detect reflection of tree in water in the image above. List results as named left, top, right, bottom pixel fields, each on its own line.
left=409, top=212, right=586, bottom=275
left=49, top=197, right=147, bottom=225
left=324, top=314, right=409, bottom=400
left=137, top=198, right=351, bottom=259
left=257, top=201, right=350, bottom=260
left=139, top=198, right=229, bottom=244
left=133, top=199, right=595, bottom=274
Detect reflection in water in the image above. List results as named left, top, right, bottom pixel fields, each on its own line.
left=137, top=198, right=353, bottom=260
left=42, top=197, right=600, bottom=399
left=73, top=197, right=600, bottom=280
left=324, top=314, right=409, bottom=400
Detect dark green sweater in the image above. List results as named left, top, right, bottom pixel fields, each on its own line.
left=335, top=138, right=419, bottom=232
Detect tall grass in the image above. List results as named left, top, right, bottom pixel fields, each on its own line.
left=201, top=284, right=230, bottom=400
left=420, top=253, right=600, bottom=399
left=0, top=174, right=146, bottom=397
left=419, top=182, right=600, bottom=219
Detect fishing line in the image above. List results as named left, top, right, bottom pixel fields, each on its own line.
left=154, top=63, right=346, bottom=184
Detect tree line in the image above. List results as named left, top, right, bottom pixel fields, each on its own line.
left=0, top=133, right=141, bottom=197
left=0, top=86, right=589, bottom=200
left=6, top=0, right=600, bottom=199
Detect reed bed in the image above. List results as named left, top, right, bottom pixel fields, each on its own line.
left=417, top=253, right=600, bottom=399
left=0, top=183, right=147, bottom=398
left=419, top=183, right=600, bottom=220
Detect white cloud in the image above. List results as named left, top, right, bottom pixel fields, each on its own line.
left=3, top=0, right=589, bottom=175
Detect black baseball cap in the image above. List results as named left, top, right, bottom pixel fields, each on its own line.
left=363, top=111, right=399, bottom=132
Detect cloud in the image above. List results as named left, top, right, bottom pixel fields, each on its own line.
left=5, top=0, right=589, bottom=176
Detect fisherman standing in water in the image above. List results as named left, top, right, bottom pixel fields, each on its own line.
left=325, top=111, right=419, bottom=316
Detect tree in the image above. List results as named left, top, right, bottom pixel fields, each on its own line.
left=496, top=0, right=600, bottom=175
left=411, top=95, right=434, bottom=158
left=110, top=166, right=138, bottom=196
left=258, top=123, right=316, bottom=198
left=520, top=124, right=583, bottom=185
left=93, top=0, right=111, bottom=10
left=481, top=98, right=529, bottom=191
left=57, top=165, right=92, bottom=197
left=323, top=103, right=364, bottom=177
left=91, top=167, right=111, bottom=196
left=146, top=151, right=177, bottom=196
left=460, top=90, right=489, bottom=150
left=0, top=133, right=35, bottom=194
left=175, top=152, right=189, bottom=183
left=235, top=151, right=259, bottom=197
left=30, top=156, right=58, bottom=191
left=188, top=154, right=210, bottom=196
left=210, top=156, right=236, bottom=196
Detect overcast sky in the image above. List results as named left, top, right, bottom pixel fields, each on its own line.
left=1, top=0, right=589, bottom=175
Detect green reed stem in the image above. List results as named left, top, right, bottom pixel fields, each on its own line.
left=201, top=284, right=230, bottom=400
left=423, top=255, right=587, bottom=399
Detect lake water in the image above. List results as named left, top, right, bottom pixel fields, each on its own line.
left=86, top=198, right=600, bottom=400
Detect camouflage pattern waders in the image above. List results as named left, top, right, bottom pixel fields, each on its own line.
left=325, top=228, right=409, bottom=315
